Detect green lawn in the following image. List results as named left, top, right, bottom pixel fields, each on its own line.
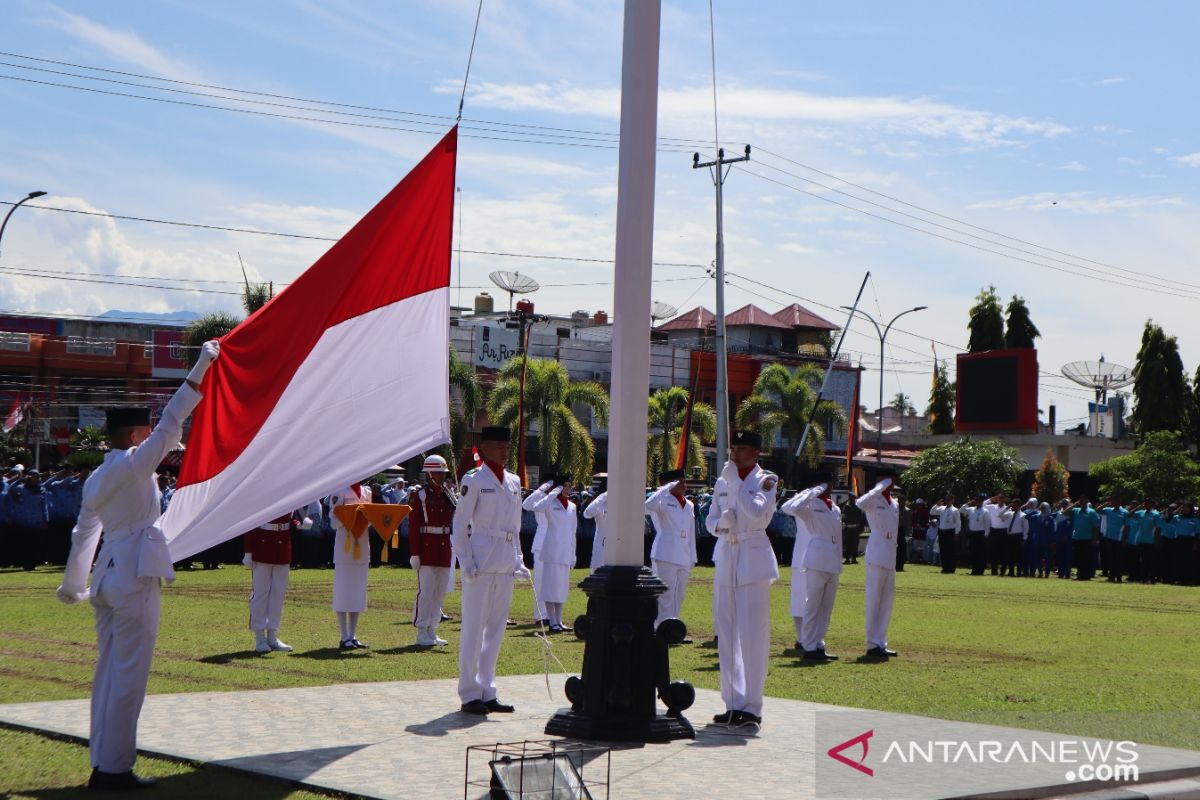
left=1, top=562, right=1197, bottom=795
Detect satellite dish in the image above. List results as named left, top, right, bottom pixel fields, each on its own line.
left=651, top=301, right=678, bottom=322
left=489, top=270, right=540, bottom=312
left=1062, top=358, right=1134, bottom=402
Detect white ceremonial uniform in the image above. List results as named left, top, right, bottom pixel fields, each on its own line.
left=528, top=488, right=577, bottom=603
left=646, top=483, right=697, bottom=627
left=583, top=491, right=609, bottom=570
left=787, top=509, right=813, bottom=619
left=451, top=464, right=525, bottom=704
left=782, top=486, right=843, bottom=653
left=58, top=383, right=202, bottom=774
left=330, top=485, right=372, bottom=612
left=523, top=489, right=549, bottom=620
left=856, top=480, right=899, bottom=651
left=706, top=461, right=780, bottom=717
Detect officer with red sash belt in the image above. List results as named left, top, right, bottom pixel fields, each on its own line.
left=409, top=455, right=457, bottom=647
left=244, top=511, right=297, bottom=653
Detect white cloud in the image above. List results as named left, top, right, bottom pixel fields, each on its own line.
left=445, top=80, right=1071, bottom=146
left=1058, top=161, right=1087, bottom=172
left=1174, top=153, right=1200, bottom=167
left=967, top=192, right=1184, bottom=214
left=1094, top=77, right=1129, bottom=86
left=40, top=6, right=205, bottom=82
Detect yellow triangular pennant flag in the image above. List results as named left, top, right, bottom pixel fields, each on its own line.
left=360, top=504, right=410, bottom=539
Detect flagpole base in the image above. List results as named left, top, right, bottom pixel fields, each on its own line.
left=544, top=565, right=695, bottom=743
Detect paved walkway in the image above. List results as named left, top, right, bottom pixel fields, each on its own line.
left=1, top=675, right=1197, bottom=800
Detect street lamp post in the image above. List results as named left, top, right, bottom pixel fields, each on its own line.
left=0, top=191, right=48, bottom=258
left=841, top=305, right=928, bottom=465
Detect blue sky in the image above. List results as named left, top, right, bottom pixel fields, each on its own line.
left=2, top=1, right=1199, bottom=428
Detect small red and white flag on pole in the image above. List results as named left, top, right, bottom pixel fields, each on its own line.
left=3, top=395, right=24, bottom=434
left=163, top=128, right=458, bottom=561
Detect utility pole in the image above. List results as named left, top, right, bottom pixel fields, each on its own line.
left=693, top=145, right=749, bottom=470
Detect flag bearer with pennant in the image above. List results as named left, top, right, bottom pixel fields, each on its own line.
left=331, top=482, right=373, bottom=650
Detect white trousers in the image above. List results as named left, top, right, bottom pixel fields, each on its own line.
left=864, top=564, right=896, bottom=649
left=332, top=563, right=368, bottom=612
left=90, top=576, right=159, bottom=773
left=590, top=532, right=604, bottom=570
left=531, top=562, right=547, bottom=620
left=789, top=567, right=807, bottom=618
left=801, top=569, right=839, bottom=652
left=458, top=572, right=515, bottom=703
left=712, top=580, right=772, bottom=717
left=653, top=560, right=691, bottom=627
left=413, top=565, right=450, bottom=629
left=248, top=562, right=289, bottom=631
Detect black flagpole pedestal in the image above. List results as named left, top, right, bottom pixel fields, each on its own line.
left=544, top=564, right=695, bottom=742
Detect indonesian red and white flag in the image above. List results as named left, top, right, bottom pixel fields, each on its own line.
left=2, top=395, right=23, bottom=434
left=163, top=128, right=457, bottom=561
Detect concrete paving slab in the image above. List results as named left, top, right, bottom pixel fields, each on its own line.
left=1, top=675, right=1197, bottom=800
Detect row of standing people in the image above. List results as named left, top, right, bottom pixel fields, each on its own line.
left=0, top=464, right=89, bottom=570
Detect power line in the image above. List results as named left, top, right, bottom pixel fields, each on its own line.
left=733, top=165, right=1200, bottom=301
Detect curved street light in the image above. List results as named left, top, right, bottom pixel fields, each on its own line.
left=0, top=190, right=48, bottom=259
left=841, top=304, right=928, bottom=465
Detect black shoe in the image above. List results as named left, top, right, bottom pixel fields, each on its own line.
left=681, top=638, right=694, bottom=644
left=485, top=699, right=515, bottom=713
left=734, top=712, right=762, bottom=731
left=712, top=710, right=736, bottom=725
left=441, top=613, right=452, bottom=622
left=460, top=699, right=489, bottom=715
left=815, top=649, right=839, bottom=661
left=351, top=638, right=369, bottom=649
left=506, top=619, right=518, bottom=627
left=548, top=624, right=567, bottom=634
left=881, top=648, right=897, bottom=657
left=88, top=768, right=157, bottom=790
left=339, top=639, right=357, bottom=650
left=865, top=647, right=890, bottom=659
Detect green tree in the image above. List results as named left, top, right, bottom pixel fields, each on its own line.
left=181, top=312, right=240, bottom=368
left=1130, top=321, right=1189, bottom=436
left=447, top=346, right=481, bottom=470
left=901, top=438, right=1025, bottom=502
left=1004, top=295, right=1040, bottom=349
left=0, top=428, right=32, bottom=469
left=735, top=363, right=847, bottom=486
left=241, top=281, right=274, bottom=315
left=967, top=286, right=1005, bottom=353
left=486, top=356, right=609, bottom=484
left=889, top=392, right=916, bottom=415
left=1088, top=430, right=1200, bottom=503
left=1031, top=449, right=1069, bottom=504
left=64, top=425, right=110, bottom=469
left=925, top=361, right=956, bottom=434
left=646, top=386, right=716, bottom=483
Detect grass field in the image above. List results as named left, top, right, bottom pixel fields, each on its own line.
left=2, top=561, right=1198, bottom=796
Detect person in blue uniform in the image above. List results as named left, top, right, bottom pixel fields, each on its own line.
left=1098, top=500, right=1128, bottom=583
left=9, top=468, right=52, bottom=571
left=1064, top=496, right=1100, bottom=580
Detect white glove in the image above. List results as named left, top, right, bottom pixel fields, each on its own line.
left=538, top=481, right=554, bottom=493
left=409, top=556, right=421, bottom=570
left=299, top=516, right=314, bottom=531
left=813, top=482, right=828, bottom=494
left=187, top=340, right=220, bottom=384
left=878, top=477, right=893, bottom=490
left=242, top=553, right=253, bottom=568
left=514, top=565, right=532, bottom=582
left=56, top=585, right=88, bottom=605
left=462, top=563, right=480, bottom=581
left=719, top=508, right=737, bottom=530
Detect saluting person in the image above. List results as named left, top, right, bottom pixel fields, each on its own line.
left=706, top=430, right=779, bottom=732
left=409, top=455, right=457, bottom=647
left=452, top=425, right=529, bottom=715
left=526, top=473, right=577, bottom=633
left=931, top=494, right=960, bottom=574
left=57, top=340, right=219, bottom=790
left=857, top=473, right=900, bottom=659
left=645, top=468, right=697, bottom=636
left=582, top=480, right=609, bottom=570
left=781, top=471, right=842, bottom=661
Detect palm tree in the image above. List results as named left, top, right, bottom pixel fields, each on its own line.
left=447, top=346, right=481, bottom=469
left=735, top=363, right=847, bottom=486
left=486, top=356, right=609, bottom=484
left=889, top=392, right=916, bottom=415
left=181, top=280, right=273, bottom=366
left=646, top=386, right=716, bottom=483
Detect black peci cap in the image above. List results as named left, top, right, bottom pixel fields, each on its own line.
left=480, top=426, right=510, bottom=442
left=659, top=468, right=685, bottom=483
left=731, top=430, right=762, bottom=449
left=106, top=407, right=150, bottom=429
